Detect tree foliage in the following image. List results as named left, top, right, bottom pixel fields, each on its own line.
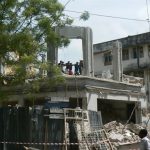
left=0, top=0, right=73, bottom=96
left=80, top=11, right=90, bottom=21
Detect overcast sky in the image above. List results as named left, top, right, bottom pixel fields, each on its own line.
left=58, top=0, right=150, bottom=63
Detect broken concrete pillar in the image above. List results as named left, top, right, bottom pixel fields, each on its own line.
left=82, top=97, right=88, bottom=110
left=47, top=42, right=58, bottom=65
left=112, top=41, right=123, bottom=82
left=82, top=27, right=94, bottom=77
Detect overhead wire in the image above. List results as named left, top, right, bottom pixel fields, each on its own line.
left=64, top=9, right=148, bottom=22
left=64, top=0, right=74, bottom=9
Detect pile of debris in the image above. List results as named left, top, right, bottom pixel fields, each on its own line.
left=104, top=121, right=143, bottom=148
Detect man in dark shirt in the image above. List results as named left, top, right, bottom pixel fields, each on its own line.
left=74, top=62, right=79, bottom=75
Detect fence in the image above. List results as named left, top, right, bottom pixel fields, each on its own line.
left=0, top=105, right=108, bottom=150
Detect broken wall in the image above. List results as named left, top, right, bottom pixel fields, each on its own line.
left=97, top=99, right=137, bottom=124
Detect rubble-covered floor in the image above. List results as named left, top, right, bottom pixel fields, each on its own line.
left=103, top=121, right=145, bottom=149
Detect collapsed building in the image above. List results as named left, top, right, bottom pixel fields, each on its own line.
left=0, top=26, right=147, bottom=125
left=0, top=26, right=149, bottom=150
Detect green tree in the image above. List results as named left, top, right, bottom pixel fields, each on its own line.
left=80, top=11, right=90, bottom=21
left=0, top=0, right=72, bottom=98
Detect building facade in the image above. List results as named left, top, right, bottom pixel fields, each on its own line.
left=94, top=32, right=150, bottom=104
left=1, top=75, right=146, bottom=124
left=94, top=32, right=150, bottom=77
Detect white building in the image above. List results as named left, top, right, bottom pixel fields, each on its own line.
left=94, top=32, right=150, bottom=77
left=94, top=32, right=150, bottom=104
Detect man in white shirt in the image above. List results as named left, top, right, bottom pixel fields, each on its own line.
left=139, top=129, right=150, bottom=150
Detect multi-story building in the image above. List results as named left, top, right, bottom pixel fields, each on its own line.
left=94, top=32, right=150, bottom=104
left=94, top=32, right=150, bottom=77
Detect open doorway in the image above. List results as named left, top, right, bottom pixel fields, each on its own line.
left=97, top=99, right=137, bottom=124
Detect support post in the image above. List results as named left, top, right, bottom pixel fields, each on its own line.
left=112, top=41, right=123, bottom=82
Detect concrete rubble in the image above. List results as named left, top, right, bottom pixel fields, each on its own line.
left=104, top=121, right=144, bottom=148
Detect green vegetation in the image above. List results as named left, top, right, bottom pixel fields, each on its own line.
left=0, top=0, right=73, bottom=99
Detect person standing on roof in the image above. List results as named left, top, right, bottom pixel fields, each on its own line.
left=65, top=61, right=70, bottom=74
left=139, top=129, right=150, bottom=150
left=74, top=62, right=79, bottom=75
left=58, top=60, right=64, bottom=73
left=68, top=63, right=73, bottom=75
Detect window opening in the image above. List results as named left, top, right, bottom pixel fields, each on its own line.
left=104, top=52, right=112, bottom=66
left=132, top=48, right=137, bottom=59
left=122, top=49, right=129, bottom=60
left=139, top=46, right=144, bottom=58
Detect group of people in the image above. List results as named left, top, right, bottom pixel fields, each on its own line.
left=58, top=60, right=83, bottom=75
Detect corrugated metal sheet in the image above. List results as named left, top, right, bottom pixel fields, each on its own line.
left=0, top=106, right=65, bottom=150
left=0, top=104, right=103, bottom=150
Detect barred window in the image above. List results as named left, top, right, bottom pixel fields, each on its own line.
left=132, top=48, right=137, bottom=59
left=104, top=52, right=112, bottom=66
left=122, top=49, right=129, bottom=60
left=139, top=46, right=144, bottom=58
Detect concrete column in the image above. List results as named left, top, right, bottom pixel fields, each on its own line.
left=47, top=43, right=58, bottom=65
left=135, top=101, right=142, bottom=124
left=82, top=28, right=94, bottom=77
left=47, top=43, right=58, bottom=77
left=82, top=97, right=87, bottom=110
left=144, top=69, right=150, bottom=103
left=112, top=41, right=123, bottom=82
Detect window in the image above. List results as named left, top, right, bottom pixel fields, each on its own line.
left=132, top=47, right=144, bottom=59
left=139, top=46, right=144, bottom=58
left=104, top=52, right=112, bottom=66
left=122, top=49, right=129, bottom=60
left=132, top=48, right=137, bottom=59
